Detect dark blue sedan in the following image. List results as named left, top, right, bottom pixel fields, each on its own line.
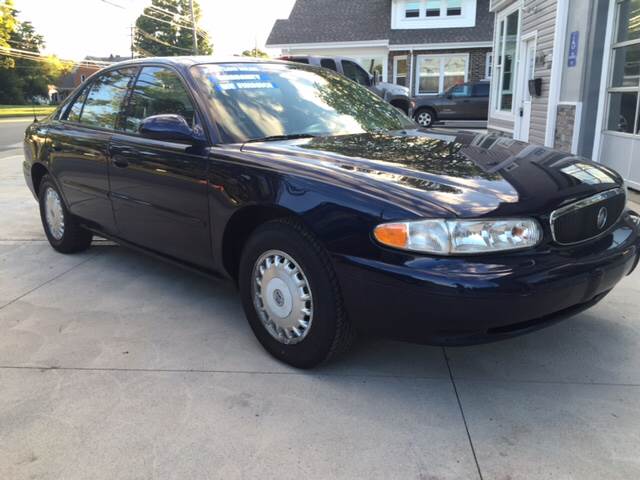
left=23, top=57, right=640, bottom=368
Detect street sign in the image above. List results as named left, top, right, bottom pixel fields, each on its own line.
left=568, top=31, right=579, bottom=67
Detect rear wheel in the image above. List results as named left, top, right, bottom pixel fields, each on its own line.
left=38, top=175, right=93, bottom=253
left=239, top=218, right=355, bottom=368
left=415, top=107, right=436, bottom=128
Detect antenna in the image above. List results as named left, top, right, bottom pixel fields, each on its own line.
left=32, top=101, right=38, bottom=123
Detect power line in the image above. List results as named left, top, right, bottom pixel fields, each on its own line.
left=0, top=46, right=112, bottom=67
left=137, top=11, right=208, bottom=38
left=135, top=27, right=192, bottom=53
left=99, top=0, right=126, bottom=9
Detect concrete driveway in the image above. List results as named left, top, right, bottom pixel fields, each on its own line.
left=1, top=119, right=640, bottom=479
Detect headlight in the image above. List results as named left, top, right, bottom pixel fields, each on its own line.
left=374, top=218, right=542, bottom=255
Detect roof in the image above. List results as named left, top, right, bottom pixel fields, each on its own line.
left=267, top=0, right=494, bottom=47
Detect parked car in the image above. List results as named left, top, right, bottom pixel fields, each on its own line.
left=413, top=80, right=490, bottom=127
left=279, top=55, right=414, bottom=115
left=24, top=57, right=640, bottom=368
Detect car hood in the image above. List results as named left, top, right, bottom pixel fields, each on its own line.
left=239, top=130, right=624, bottom=218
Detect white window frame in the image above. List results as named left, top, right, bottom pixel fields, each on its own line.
left=603, top=0, right=640, bottom=137
left=484, top=51, right=493, bottom=79
left=490, top=1, right=522, bottom=121
left=393, top=55, right=409, bottom=86
left=392, top=0, right=477, bottom=29
left=414, top=53, right=470, bottom=96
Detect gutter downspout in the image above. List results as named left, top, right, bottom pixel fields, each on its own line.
left=409, top=48, right=414, bottom=97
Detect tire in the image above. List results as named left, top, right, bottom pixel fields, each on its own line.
left=415, top=107, right=436, bottom=128
left=38, top=175, right=93, bottom=254
left=238, top=218, right=355, bottom=368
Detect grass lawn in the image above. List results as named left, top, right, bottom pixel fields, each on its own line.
left=0, top=105, right=56, bottom=118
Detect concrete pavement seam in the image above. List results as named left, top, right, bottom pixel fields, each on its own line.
left=443, top=347, right=484, bottom=480
left=0, top=364, right=454, bottom=381
left=0, top=251, right=103, bottom=311
left=2, top=364, right=639, bottom=387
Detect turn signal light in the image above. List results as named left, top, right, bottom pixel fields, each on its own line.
left=373, top=223, right=408, bottom=249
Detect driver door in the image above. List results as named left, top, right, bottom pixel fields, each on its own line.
left=108, top=65, right=212, bottom=267
left=443, top=83, right=474, bottom=119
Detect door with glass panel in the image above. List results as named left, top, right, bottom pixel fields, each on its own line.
left=599, top=0, right=640, bottom=189
left=415, top=55, right=467, bottom=96
left=493, top=8, right=520, bottom=116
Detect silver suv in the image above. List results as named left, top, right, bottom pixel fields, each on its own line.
left=279, top=55, right=414, bottom=116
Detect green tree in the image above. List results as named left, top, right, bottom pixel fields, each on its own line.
left=0, top=5, right=71, bottom=104
left=0, top=0, right=17, bottom=68
left=241, top=48, right=269, bottom=58
left=134, top=0, right=213, bottom=57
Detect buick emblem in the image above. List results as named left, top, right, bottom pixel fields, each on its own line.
left=597, top=207, right=608, bottom=230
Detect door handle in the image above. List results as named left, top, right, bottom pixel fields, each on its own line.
left=112, top=157, right=129, bottom=168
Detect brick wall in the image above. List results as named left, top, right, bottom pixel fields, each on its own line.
left=554, top=104, right=576, bottom=153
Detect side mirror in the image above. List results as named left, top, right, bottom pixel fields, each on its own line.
left=139, top=114, right=196, bottom=143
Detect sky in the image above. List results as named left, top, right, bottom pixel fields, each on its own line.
left=11, top=0, right=296, bottom=60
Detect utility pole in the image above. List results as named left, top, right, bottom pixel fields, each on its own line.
left=130, top=25, right=135, bottom=59
left=189, top=0, right=198, bottom=55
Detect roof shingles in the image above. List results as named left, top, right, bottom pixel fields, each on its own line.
left=267, top=0, right=494, bottom=47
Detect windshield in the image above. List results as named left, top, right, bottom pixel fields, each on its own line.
left=191, top=62, right=416, bottom=143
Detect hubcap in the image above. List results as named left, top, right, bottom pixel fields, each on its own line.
left=44, top=187, right=65, bottom=240
left=252, top=250, right=313, bottom=345
left=417, top=112, right=432, bottom=127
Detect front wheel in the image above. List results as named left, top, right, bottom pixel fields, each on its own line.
left=38, top=175, right=93, bottom=253
left=414, top=108, right=436, bottom=128
left=239, top=219, right=355, bottom=368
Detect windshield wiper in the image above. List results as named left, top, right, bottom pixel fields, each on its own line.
left=244, top=133, right=317, bottom=143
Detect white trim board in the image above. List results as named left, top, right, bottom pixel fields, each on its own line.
left=592, top=0, right=617, bottom=163
left=389, top=41, right=493, bottom=51
left=269, top=40, right=390, bottom=50
left=544, top=0, right=569, bottom=147
left=489, top=1, right=523, bottom=123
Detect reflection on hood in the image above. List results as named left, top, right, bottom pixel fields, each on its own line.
left=301, top=132, right=504, bottom=182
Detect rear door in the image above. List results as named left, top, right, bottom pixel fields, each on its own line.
left=46, top=67, right=138, bottom=234
left=470, top=82, right=490, bottom=120
left=108, top=65, right=212, bottom=267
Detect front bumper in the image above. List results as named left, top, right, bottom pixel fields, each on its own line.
left=334, top=211, right=640, bottom=345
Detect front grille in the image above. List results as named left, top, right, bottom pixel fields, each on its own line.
left=550, top=188, right=626, bottom=245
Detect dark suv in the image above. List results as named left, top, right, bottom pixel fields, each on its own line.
left=413, top=81, right=490, bottom=127
left=280, top=55, right=413, bottom=115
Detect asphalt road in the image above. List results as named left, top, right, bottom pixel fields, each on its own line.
left=1, top=118, right=640, bottom=479
left=0, top=118, right=32, bottom=151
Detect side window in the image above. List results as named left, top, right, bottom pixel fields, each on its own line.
left=320, top=58, right=338, bottom=71
left=473, top=83, right=490, bottom=97
left=450, top=84, right=472, bottom=97
left=80, top=68, right=137, bottom=130
left=123, top=66, right=196, bottom=134
left=341, top=60, right=371, bottom=86
left=65, top=86, right=90, bottom=123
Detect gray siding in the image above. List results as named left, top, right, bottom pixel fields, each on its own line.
left=523, top=0, right=557, bottom=146
left=487, top=0, right=558, bottom=145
